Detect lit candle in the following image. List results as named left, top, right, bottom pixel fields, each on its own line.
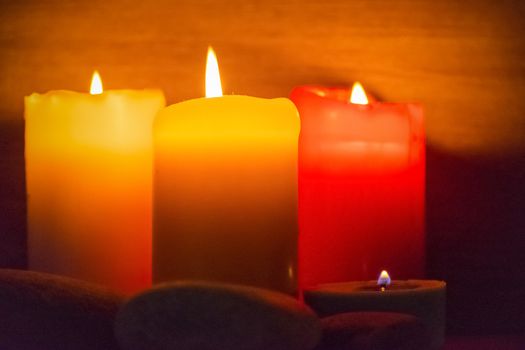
left=153, top=47, right=300, bottom=294
left=25, top=72, right=165, bottom=294
left=303, top=271, right=446, bottom=350
left=290, top=83, right=425, bottom=289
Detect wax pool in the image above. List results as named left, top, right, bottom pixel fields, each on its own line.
left=290, top=86, right=425, bottom=289
left=153, top=95, right=300, bottom=295
left=25, top=88, right=165, bottom=294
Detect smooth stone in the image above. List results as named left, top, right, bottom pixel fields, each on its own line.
left=115, top=280, right=321, bottom=350
left=314, top=312, right=431, bottom=350
left=0, top=269, right=124, bottom=350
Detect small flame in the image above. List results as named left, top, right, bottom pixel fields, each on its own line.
left=205, top=46, right=223, bottom=98
left=350, top=81, right=368, bottom=105
left=90, top=71, right=103, bottom=95
left=377, top=270, right=391, bottom=287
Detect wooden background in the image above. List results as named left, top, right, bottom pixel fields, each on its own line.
left=1, top=0, right=524, bottom=334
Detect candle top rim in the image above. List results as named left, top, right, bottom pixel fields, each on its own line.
left=167, top=94, right=293, bottom=104
left=153, top=94, right=300, bottom=136
left=156, top=94, right=298, bottom=113
left=25, top=89, right=165, bottom=100
left=291, top=85, right=422, bottom=107
left=304, top=279, right=445, bottom=294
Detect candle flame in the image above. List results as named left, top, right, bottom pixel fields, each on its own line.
left=90, top=71, right=103, bottom=95
left=205, top=46, right=223, bottom=98
left=350, top=82, right=368, bottom=105
left=377, top=270, right=391, bottom=287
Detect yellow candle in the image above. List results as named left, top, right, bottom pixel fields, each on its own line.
left=153, top=48, right=299, bottom=294
left=25, top=72, right=165, bottom=294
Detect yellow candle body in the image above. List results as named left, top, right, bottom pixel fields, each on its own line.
left=153, top=96, right=299, bottom=295
left=25, top=90, right=165, bottom=294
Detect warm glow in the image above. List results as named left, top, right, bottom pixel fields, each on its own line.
left=377, top=270, right=391, bottom=286
left=205, top=46, right=223, bottom=98
left=90, top=71, right=103, bottom=95
left=350, top=82, right=368, bottom=105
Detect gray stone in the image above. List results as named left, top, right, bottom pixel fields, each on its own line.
left=314, top=312, right=431, bottom=350
left=0, top=268, right=124, bottom=350
left=115, top=280, right=321, bottom=350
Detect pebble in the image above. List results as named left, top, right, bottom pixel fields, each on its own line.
left=314, top=311, right=431, bottom=350
left=115, top=280, right=321, bottom=350
left=0, top=268, right=124, bottom=350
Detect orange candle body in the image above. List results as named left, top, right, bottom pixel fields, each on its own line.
left=290, top=86, right=425, bottom=290
left=153, top=96, right=300, bottom=294
left=25, top=90, right=165, bottom=294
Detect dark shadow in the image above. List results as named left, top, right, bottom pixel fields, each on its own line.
left=426, top=144, right=525, bottom=335
left=0, top=118, right=26, bottom=269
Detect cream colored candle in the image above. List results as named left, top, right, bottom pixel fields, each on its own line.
left=25, top=72, right=165, bottom=294
left=153, top=48, right=299, bottom=294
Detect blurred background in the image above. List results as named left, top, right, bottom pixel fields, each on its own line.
left=1, top=0, right=524, bottom=335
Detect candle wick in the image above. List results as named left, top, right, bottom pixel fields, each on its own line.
left=380, top=285, right=386, bottom=292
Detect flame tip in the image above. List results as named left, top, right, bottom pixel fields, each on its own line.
left=205, top=46, right=223, bottom=98
left=377, top=270, right=392, bottom=286
left=90, top=70, right=103, bottom=95
left=350, top=81, right=368, bottom=105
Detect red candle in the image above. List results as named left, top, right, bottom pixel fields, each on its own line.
left=290, top=83, right=425, bottom=290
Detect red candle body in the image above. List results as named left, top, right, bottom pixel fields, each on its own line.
left=290, top=86, right=425, bottom=290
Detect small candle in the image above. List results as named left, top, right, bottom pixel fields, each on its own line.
left=303, top=271, right=446, bottom=350
left=153, top=47, right=299, bottom=294
left=25, top=72, right=165, bottom=294
left=290, top=83, right=425, bottom=289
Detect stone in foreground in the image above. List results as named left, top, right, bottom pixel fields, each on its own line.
left=115, top=280, right=321, bottom=350
left=315, top=311, right=431, bottom=350
left=0, top=269, right=124, bottom=350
